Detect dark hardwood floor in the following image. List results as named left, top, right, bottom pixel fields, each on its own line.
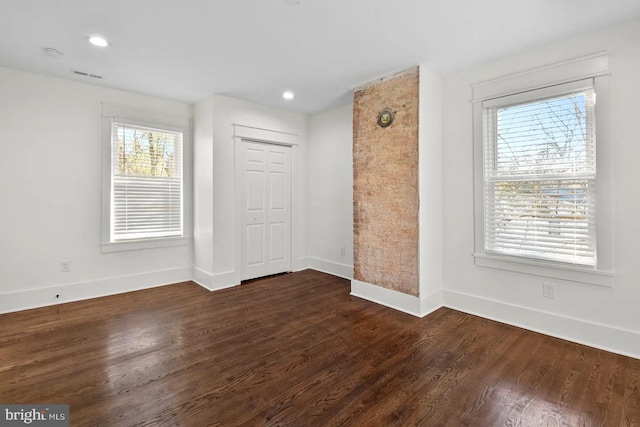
left=1, top=270, right=639, bottom=426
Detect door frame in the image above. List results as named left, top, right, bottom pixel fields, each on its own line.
left=233, top=124, right=299, bottom=283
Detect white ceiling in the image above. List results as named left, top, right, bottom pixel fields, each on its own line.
left=1, top=0, right=639, bottom=113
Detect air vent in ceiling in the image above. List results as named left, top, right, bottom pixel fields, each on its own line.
left=71, top=69, right=103, bottom=79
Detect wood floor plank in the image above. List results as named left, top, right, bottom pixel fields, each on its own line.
left=1, top=270, right=638, bottom=426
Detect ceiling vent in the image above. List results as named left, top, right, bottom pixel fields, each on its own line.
left=43, top=47, right=64, bottom=59
left=71, top=69, right=103, bottom=79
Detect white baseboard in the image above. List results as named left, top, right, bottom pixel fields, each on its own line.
left=192, top=268, right=239, bottom=291
left=351, top=280, right=442, bottom=318
left=0, top=267, right=192, bottom=314
left=420, top=290, right=444, bottom=317
left=308, top=257, right=353, bottom=280
left=443, top=290, right=640, bottom=360
left=5, top=266, right=637, bottom=360
left=293, top=257, right=311, bottom=272
left=348, top=279, right=639, bottom=359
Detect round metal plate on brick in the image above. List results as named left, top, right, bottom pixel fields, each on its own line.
left=377, top=108, right=394, bottom=127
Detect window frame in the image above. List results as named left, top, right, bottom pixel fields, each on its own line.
left=483, top=79, right=597, bottom=266
left=101, top=104, right=192, bottom=253
left=471, top=53, right=614, bottom=287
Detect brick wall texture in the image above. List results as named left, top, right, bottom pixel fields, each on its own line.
left=353, top=67, right=419, bottom=296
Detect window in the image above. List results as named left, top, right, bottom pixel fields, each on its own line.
left=101, top=104, right=190, bottom=252
left=471, top=53, right=613, bottom=286
left=483, top=81, right=596, bottom=266
left=110, top=122, right=183, bottom=241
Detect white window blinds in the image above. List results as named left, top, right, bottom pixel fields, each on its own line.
left=111, top=121, right=183, bottom=241
left=482, top=80, right=596, bottom=266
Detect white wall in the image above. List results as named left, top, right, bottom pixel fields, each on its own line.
left=0, top=67, right=193, bottom=313
left=193, top=94, right=309, bottom=289
left=418, top=67, right=444, bottom=304
left=307, top=103, right=354, bottom=279
left=193, top=97, right=214, bottom=279
left=442, top=18, right=640, bottom=357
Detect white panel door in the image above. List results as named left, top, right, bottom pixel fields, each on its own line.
left=241, top=141, right=291, bottom=280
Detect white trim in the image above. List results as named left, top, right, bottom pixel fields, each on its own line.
left=350, top=280, right=443, bottom=318
left=350, top=279, right=638, bottom=359
left=233, top=127, right=300, bottom=283
left=473, top=253, right=614, bottom=287
left=102, top=237, right=191, bottom=253
left=471, top=52, right=610, bottom=102
left=102, top=103, right=191, bottom=129
left=482, top=78, right=594, bottom=107
left=292, top=257, right=311, bottom=272
left=192, top=267, right=213, bottom=289
left=0, top=267, right=192, bottom=315
left=100, top=105, right=193, bottom=253
left=472, top=56, right=614, bottom=286
left=351, top=280, right=422, bottom=316
left=420, top=291, right=444, bottom=317
left=3, top=266, right=637, bottom=360
left=443, top=290, right=640, bottom=360
left=307, top=257, right=353, bottom=280
left=233, top=124, right=299, bottom=146
left=192, top=268, right=239, bottom=291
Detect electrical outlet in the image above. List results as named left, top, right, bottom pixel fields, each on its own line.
left=543, top=282, right=555, bottom=299
left=340, top=246, right=346, bottom=256
left=60, top=260, right=71, bottom=273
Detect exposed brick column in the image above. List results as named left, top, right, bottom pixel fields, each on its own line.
left=353, top=67, right=419, bottom=296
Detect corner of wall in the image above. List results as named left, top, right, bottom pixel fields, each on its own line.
left=308, top=257, right=353, bottom=280
left=418, top=65, right=445, bottom=298
left=351, top=280, right=444, bottom=318
left=192, top=267, right=239, bottom=292
left=0, top=267, right=192, bottom=315
left=193, top=95, right=215, bottom=276
left=442, top=289, right=640, bottom=359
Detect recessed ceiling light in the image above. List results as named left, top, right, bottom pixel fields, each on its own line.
left=282, top=91, right=295, bottom=100
left=88, top=36, right=109, bottom=47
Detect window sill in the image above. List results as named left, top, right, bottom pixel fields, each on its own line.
left=473, top=253, right=614, bottom=287
left=101, top=236, right=191, bottom=253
